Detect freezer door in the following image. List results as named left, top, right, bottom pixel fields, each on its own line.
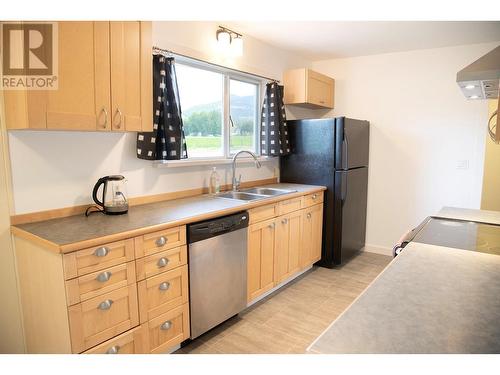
left=333, top=167, right=368, bottom=264
left=335, top=117, right=370, bottom=170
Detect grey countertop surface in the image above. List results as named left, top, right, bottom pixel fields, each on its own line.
left=308, top=242, right=500, bottom=354
left=436, top=206, right=500, bottom=225
left=14, top=183, right=324, bottom=249
left=308, top=207, right=500, bottom=354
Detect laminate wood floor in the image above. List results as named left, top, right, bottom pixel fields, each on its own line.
left=175, top=251, right=392, bottom=354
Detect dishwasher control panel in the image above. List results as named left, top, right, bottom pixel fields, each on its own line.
left=188, top=211, right=249, bottom=244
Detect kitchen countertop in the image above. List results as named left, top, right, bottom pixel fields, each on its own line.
left=435, top=206, right=500, bottom=225
left=308, top=242, right=500, bottom=354
left=12, top=183, right=325, bottom=253
left=308, top=206, right=500, bottom=354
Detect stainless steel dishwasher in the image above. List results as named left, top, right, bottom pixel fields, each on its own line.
left=188, top=211, right=249, bottom=339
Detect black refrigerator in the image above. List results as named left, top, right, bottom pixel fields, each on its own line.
left=280, top=117, right=369, bottom=267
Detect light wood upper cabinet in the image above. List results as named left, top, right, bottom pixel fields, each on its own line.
left=4, top=21, right=152, bottom=132
left=110, top=22, right=152, bottom=132
left=247, top=218, right=276, bottom=302
left=283, top=68, right=334, bottom=109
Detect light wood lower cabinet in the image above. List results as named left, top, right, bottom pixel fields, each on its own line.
left=247, top=199, right=324, bottom=303
left=300, top=203, right=324, bottom=268
left=247, top=218, right=276, bottom=302
left=68, top=284, right=139, bottom=353
left=274, top=210, right=302, bottom=284
left=138, top=265, right=189, bottom=323
left=83, top=325, right=147, bottom=354
left=145, top=303, right=190, bottom=354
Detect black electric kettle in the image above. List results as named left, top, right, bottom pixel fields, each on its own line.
left=88, top=175, right=129, bottom=216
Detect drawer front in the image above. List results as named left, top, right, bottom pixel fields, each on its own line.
left=65, top=262, right=136, bottom=306
left=145, top=303, right=190, bottom=354
left=135, top=226, right=186, bottom=258
left=138, top=265, right=188, bottom=323
left=83, top=325, right=146, bottom=354
left=248, top=203, right=278, bottom=224
left=135, top=245, right=187, bottom=281
left=63, top=239, right=135, bottom=279
left=68, top=284, right=139, bottom=353
left=277, top=197, right=302, bottom=215
left=302, top=191, right=324, bottom=208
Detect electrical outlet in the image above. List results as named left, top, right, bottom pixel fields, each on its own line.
left=457, top=160, right=469, bottom=170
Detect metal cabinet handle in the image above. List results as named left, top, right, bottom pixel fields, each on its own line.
left=157, top=257, right=169, bottom=268
left=106, top=345, right=120, bottom=354
left=115, top=107, right=123, bottom=128
left=268, top=223, right=275, bottom=229
left=98, top=299, right=113, bottom=310
left=155, top=236, right=167, bottom=247
left=96, top=271, right=112, bottom=282
left=307, top=213, right=312, bottom=219
left=160, top=321, right=172, bottom=330
left=281, top=218, right=288, bottom=224
left=99, top=107, right=108, bottom=128
left=159, top=282, right=170, bottom=291
left=94, top=247, right=109, bottom=257
left=312, top=194, right=318, bottom=200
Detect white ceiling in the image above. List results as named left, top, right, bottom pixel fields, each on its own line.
left=226, top=21, right=500, bottom=60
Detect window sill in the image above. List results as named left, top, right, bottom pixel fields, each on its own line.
left=152, top=156, right=276, bottom=168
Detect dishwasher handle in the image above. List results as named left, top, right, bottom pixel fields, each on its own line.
left=188, top=211, right=249, bottom=244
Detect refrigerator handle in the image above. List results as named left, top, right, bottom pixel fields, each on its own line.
left=341, top=172, right=348, bottom=203
left=343, top=136, right=349, bottom=170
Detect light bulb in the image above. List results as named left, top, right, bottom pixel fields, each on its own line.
left=231, top=35, right=243, bottom=57
left=217, top=30, right=231, bottom=50
left=469, top=95, right=479, bottom=99
left=465, top=84, right=476, bottom=90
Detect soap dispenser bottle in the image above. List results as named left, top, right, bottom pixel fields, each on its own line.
left=209, top=167, right=221, bottom=195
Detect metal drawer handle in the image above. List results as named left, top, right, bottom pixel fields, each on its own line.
left=159, top=282, right=170, bottom=291
left=94, top=246, right=109, bottom=257
left=99, top=107, right=108, bottom=128
left=155, top=236, right=167, bottom=247
left=160, top=321, right=172, bottom=330
left=281, top=218, right=288, bottom=224
left=307, top=213, right=312, bottom=219
left=312, top=194, right=318, bottom=200
left=106, top=345, right=120, bottom=354
left=115, top=107, right=123, bottom=128
left=157, top=257, right=169, bottom=268
left=268, top=223, right=275, bottom=229
left=98, top=299, right=114, bottom=310
left=96, top=271, right=112, bottom=282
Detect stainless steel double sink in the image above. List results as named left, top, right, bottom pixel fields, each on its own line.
left=215, top=187, right=296, bottom=202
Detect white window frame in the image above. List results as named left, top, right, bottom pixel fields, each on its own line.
left=166, top=55, right=265, bottom=164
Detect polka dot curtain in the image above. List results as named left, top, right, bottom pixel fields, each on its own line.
left=260, top=83, right=290, bottom=157
left=137, top=55, right=188, bottom=160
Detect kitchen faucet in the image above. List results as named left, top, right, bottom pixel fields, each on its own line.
left=231, top=150, right=261, bottom=191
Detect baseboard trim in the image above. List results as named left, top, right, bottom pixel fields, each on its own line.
left=362, top=244, right=393, bottom=256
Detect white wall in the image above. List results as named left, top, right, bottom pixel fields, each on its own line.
left=7, top=22, right=312, bottom=214
left=310, top=42, right=497, bottom=251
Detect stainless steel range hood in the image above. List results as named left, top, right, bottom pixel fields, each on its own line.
left=456, top=45, right=500, bottom=100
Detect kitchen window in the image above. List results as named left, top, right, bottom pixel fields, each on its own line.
left=175, top=57, right=262, bottom=160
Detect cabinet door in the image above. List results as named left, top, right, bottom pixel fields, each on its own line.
left=301, top=204, right=323, bottom=267
left=307, top=69, right=334, bottom=108
left=274, top=211, right=302, bottom=284
left=45, top=22, right=111, bottom=131
left=310, top=204, right=324, bottom=263
left=247, top=218, right=276, bottom=302
left=110, top=21, right=152, bottom=132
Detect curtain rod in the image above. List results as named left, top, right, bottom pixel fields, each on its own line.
left=152, top=45, right=280, bottom=83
